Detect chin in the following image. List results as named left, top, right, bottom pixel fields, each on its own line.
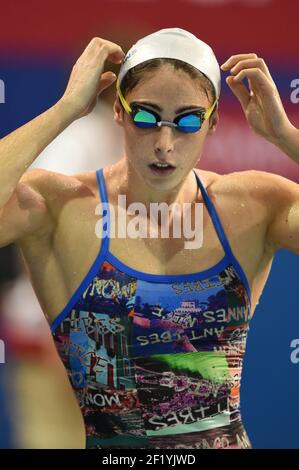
left=146, top=172, right=181, bottom=192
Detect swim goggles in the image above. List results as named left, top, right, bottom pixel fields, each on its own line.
left=116, top=77, right=219, bottom=134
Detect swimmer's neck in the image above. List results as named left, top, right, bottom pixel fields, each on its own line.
left=114, top=158, right=199, bottom=208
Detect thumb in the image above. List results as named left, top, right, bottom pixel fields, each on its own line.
left=97, top=71, right=117, bottom=95
left=226, top=75, right=250, bottom=112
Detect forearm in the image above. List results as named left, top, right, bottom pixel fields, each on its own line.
left=0, top=99, right=78, bottom=207
left=273, top=122, right=299, bottom=164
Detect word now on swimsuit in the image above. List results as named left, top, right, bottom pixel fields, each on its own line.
left=51, top=168, right=252, bottom=449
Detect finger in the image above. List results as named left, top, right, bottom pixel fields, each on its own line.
left=232, top=67, right=274, bottom=95
left=230, top=58, right=273, bottom=81
left=220, top=53, right=258, bottom=70
left=225, top=75, right=250, bottom=112
left=105, top=45, right=126, bottom=64
left=97, top=71, right=117, bottom=94
left=86, top=37, right=125, bottom=64
left=101, top=39, right=125, bottom=63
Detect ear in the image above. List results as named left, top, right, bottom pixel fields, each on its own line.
left=113, top=95, right=125, bottom=127
left=207, top=109, right=219, bottom=136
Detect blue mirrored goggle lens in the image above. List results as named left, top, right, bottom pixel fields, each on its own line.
left=132, top=108, right=203, bottom=133
left=177, top=114, right=202, bottom=133
left=133, top=109, right=157, bottom=128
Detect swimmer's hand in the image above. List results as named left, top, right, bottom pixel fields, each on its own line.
left=60, top=37, right=125, bottom=118
left=220, top=54, right=292, bottom=146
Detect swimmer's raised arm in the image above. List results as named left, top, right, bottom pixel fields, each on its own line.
left=0, top=37, right=124, bottom=209
left=221, top=54, right=299, bottom=256
left=0, top=38, right=124, bottom=247
left=221, top=53, right=299, bottom=162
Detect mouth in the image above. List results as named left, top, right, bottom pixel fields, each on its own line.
left=148, top=162, right=176, bottom=176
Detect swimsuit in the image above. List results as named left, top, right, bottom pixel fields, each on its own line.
left=51, top=168, right=252, bottom=449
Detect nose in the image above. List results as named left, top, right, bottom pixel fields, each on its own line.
left=154, top=125, right=175, bottom=155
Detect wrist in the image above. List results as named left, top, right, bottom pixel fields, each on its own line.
left=272, top=119, right=296, bottom=145
left=54, top=96, right=83, bottom=124
left=273, top=121, right=299, bottom=161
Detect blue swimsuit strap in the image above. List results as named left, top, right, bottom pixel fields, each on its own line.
left=96, top=168, right=110, bottom=254
left=192, top=169, right=234, bottom=259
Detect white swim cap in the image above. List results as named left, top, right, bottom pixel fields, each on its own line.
left=118, top=27, right=221, bottom=99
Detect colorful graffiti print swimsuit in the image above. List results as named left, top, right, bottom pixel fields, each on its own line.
left=51, top=168, right=253, bottom=449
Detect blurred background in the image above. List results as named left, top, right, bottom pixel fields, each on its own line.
left=0, top=0, right=299, bottom=448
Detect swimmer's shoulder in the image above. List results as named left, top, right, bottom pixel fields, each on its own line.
left=72, top=164, right=123, bottom=205
left=22, top=168, right=85, bottom=195
left=21, top=168, right=99, bottom=217
left=195, top=168, right=299, bottom=243
left=194, top=167, right=296, bottom=203
left=71, top=169, right=105, bottom=199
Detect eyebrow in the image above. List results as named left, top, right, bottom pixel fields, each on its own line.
left=130, top=100, right=206, bottom=114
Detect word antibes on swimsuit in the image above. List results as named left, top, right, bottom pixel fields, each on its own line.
left=94, top=195, right=203, bottom=249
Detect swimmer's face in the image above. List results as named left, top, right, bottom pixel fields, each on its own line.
left=113, top=64, right=219, bottom=188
